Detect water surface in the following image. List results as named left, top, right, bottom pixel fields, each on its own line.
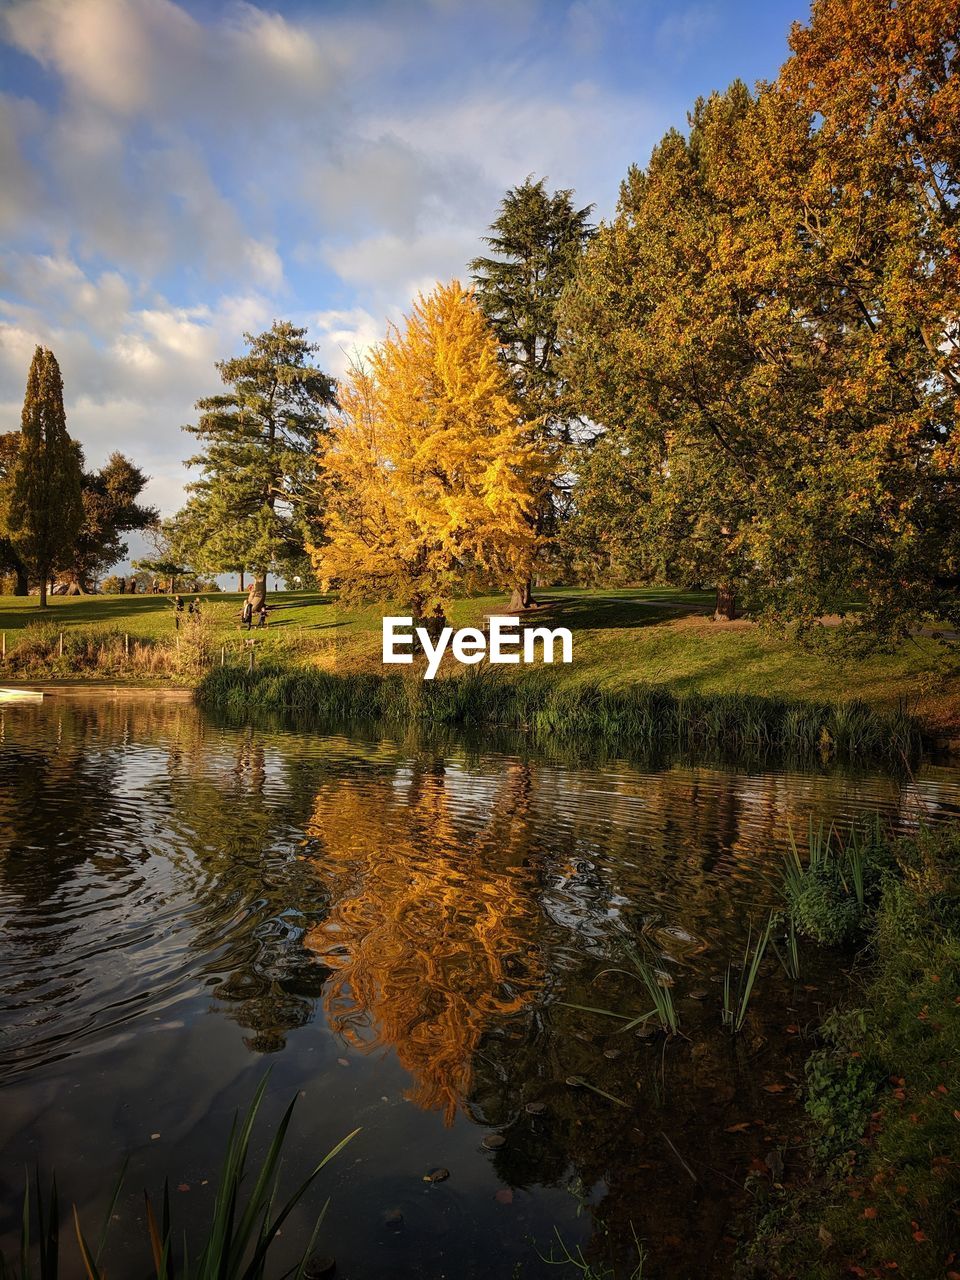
left=2, top=700, right=959, bottom=1278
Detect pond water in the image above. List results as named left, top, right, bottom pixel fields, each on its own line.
left=2, top=700, right=960, bottom=1279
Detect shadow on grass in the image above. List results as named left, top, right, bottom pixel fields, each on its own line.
left=537, top=590, right=713, bottom=633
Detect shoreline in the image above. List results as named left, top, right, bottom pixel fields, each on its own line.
left=0, top=679, right=194, bottom=701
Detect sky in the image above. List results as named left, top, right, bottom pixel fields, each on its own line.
left=0, top=0, right=808, bottom=567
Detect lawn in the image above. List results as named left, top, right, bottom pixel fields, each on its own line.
left=1, top=587, right=958, bottom=733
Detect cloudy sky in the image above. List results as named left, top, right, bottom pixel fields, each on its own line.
left=0, top=0, right=806, bottom=547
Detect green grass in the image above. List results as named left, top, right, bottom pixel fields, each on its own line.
left=1, top=586, right=957, bottom=733
left=196, top=663, right=921, bottom=761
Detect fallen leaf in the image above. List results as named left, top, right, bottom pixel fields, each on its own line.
left=725, top=1122, right=751, bottom=1133
left=862, top=1207, right=877, bottom=1219
left=177, top=1183, right=190, bottom=1193
left=763, top=1083, right=788, bottom=1094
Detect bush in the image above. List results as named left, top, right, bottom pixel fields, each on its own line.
left=783, top=820, right=892, bottom=945
left=803, top=1009, right=882, bottom=1164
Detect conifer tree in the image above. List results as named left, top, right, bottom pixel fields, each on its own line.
left=471, top=177, right=594, bottom=607
left=62, top=453, right=158, bottom=592
left=313, top=281, right=541, bottom=617
left=176, top=322, right=336, bottom=608
left=7, top=347, right=83, bottom=608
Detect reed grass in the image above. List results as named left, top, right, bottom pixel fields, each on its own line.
left=196, top=664, right=922, bottom=761
left=722, top=915, right=774, bottom=1033
left=2, top=1081, right=357, bottom=1280
left=565, top=943, right=681, bottom=1037
left=782, top=816, right=891, bottom=945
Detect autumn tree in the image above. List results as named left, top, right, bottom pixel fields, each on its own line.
left=6, top=347, right=83, bottom=608
left=176, top=322, right=336, bottom=609
left=564, top=0, right=960, bottom=639
left=312, top=281, right=541, bottom=618
left=562, top=83, right=767, bottom=620
left=471, top=177, right=594, bottom=607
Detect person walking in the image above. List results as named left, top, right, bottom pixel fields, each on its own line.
left=241, top=597, right=253, bottom=630
left=256, top=600, right=268, bottom=629
left=174, top=594, right=185, bottom=629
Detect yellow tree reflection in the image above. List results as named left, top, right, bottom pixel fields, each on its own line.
left=302, top=761, right=543, bottom=1124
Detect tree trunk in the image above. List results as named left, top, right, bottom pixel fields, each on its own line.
left=249, top=573, right=268, bottom=612
left=509, top=578, right=533, bottom=612
left=39, top=574, right=48, bottom=608
left=713, top=585, right=737, bottom=621
left=13, top=564, right=28, bottom=596
left=239, top=570, right=245, bottom=592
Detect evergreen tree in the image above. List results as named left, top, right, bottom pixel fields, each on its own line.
left=176, top=322, right=336, bottom=608
left=7, top=347, right=83, bottom=608
left=470, top=177, right=594, bottom=607
left=0, top=431, right=30, bottom=595
left=62, top=452, right=159, bottom=592
left=313, top=281, right=541, bottom=617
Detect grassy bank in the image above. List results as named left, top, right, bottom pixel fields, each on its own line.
left=196, top=662, right=921, bottom=761
left=2, top=587, right=957, bottom=737
left=743, top=822, right=960, bottom=1279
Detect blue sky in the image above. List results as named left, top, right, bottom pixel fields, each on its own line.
left=0, top=0, right=807, bottom=542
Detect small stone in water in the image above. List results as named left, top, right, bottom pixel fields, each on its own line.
left=336, top=1057, right=349, bottom=1067
left=603, top=1048, right=621, bottom=1059
left=687, top=989, right=709, bottom=1001
left=423, top=1167, right=449, bottom=1183
left=635, top=1025, right=656, bottom=1040
left=482, top=1134, right=506, bottom=1150
left=383, top=1209, right=404, bottom=1231
left=524, top=1101, right=547, bottom=1115
left=304, top=1257, right=336, bottom=1280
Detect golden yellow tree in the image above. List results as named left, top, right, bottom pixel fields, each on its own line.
left=311, top=280, right=542, bottom=616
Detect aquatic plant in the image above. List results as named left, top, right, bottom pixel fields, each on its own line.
left=722, top=915, right=774, bottom=1033
left=770, top=911, right=801, bottom=982
left=0, top=1173, right=60, bottom=1280
left=782, top=817, right=890, bottom=945
left=1, top=1082, right=357, bottom=1280
left=564, top=944, right=680, bottom=1037
left=196, top=664, right=923, bottom=762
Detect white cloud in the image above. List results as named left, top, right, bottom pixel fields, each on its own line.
left=0, top=0, right=678, bottom=537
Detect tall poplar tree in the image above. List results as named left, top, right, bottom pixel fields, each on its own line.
left=0, top=432, right=31, bottom=595
left=7, top=347, right=83, bottom=608
left=471, top=177, right=594, bottom=607
left=176, top=322, right=336, bottom=608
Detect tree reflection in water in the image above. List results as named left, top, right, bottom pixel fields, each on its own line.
left=302, top=758, right=544, bottom=1124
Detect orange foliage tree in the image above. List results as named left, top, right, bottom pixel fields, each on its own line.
left=310, top=280, right=543, bottom=618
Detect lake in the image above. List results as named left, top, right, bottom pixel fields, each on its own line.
left=2, top=699, right=959, bottom=1278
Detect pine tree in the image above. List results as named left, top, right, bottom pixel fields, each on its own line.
left=61, top=452, right=159, bottom=592
left=176, top=322, right=336, bottom=608
left=470, top=177, right=594, bottom=607
left=7, top=347, right=83, bottom=608
left=312, top=281, right=541, bottom=617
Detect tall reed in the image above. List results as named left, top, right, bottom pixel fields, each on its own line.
left=197, top=664, right=922, bottom=762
